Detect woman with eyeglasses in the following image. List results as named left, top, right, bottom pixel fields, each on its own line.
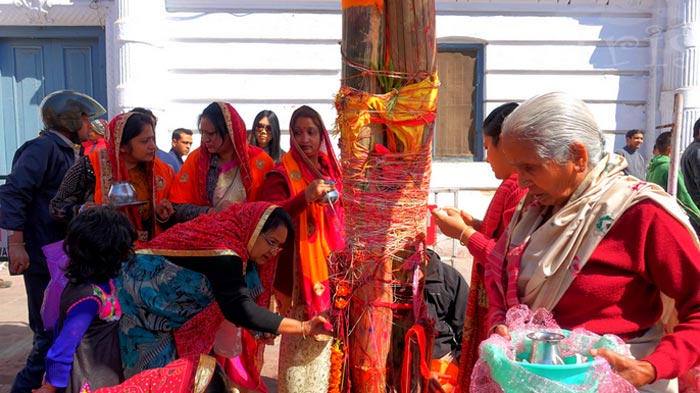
left=261, top=105, right=344, bottom=393
left=118, top=202, right=333, bottom=388
left=249, top=110, right=285, bottom=163
left=168, top=102, right=274, bottom=223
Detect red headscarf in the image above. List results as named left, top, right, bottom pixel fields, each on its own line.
left=136, top=202, right=279, bottom=393
left=169, top=102, right=273, bottom=205
left=105, top=113, right=146, bottom=184
left=89, top=112, right=173, bottom=241
left=288, top=105, right=343, bottom=195
left=196, top=103, right=253, bottom=201
left=136, top=201, right=278, bottom=268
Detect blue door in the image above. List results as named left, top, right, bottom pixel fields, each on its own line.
left=0, top=27, right=107, bottom=178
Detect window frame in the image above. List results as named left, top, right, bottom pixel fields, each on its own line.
left=434, top=42, right=485, bottom=162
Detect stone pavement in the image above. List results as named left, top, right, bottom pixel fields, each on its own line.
left=0, top=249, right=472, bottom=393
left=0, top=268, right=33, bottom=393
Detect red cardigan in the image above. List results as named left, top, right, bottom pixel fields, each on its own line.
left=490, top=199, right=700, bottom=381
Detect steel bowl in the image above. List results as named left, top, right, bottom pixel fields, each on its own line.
left=107, top=181, right=137, bottom=205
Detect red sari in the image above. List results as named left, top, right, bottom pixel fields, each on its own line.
left=88, top=112, right=173, bottom=242
left=135, top=201, right=279, bottom=393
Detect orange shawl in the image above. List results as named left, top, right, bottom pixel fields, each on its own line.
left=169, top=102, right=273, bottom=205
left=278, top=105, right=345, bottom=318
left=89, top=112, right=173, bottom=241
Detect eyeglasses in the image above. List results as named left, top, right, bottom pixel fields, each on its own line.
left=255, top=124, right=273, bottom=134
left=260, top=232, right=282, bottom=253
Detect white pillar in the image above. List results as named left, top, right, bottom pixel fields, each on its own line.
left=644, top=1, right=665, bottom=160
left=660, top=0, right=700, bottom=149
left=105, top=0, right=168, bottom=119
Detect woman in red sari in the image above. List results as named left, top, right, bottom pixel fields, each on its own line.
left=169, top=101, right=273, bottom=222
left=167, top=101, right=275, bottom=390
left=430, top=103, right=527, bottom=390
left=118, top=202, right=332, bottom=391
left=50, top=112, right=174, bottom=242
left=261, top=105, right=344, bottom=393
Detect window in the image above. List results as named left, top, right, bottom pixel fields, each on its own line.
left=434, top=43, right=484, bottom=161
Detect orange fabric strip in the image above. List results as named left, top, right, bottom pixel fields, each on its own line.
left=341, top=0, right=383, bottom=11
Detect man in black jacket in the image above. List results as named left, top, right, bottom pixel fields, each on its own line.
left=0, top=90, right=104, bottom=393
left=424, top=249, right=469, bottom=363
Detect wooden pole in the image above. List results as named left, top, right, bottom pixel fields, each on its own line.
left=341, top=3, right=389, bottom=392
left=669, top=92, right=683, bottom=196
left=340, top=1, right=436, bottom=391
left=382, top=2, right=436, bottom=390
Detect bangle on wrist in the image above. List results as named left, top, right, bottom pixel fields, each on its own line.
left=301, top=320, right=307, bottom=339
left=458, top=227, right=470, bottom=246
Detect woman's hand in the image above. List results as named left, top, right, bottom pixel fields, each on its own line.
left=590, top=348, right=657, bottom=388
left=459, top=210, right=482, bottom=231
left=492, top=324, right=511, bottom=340
left=306, top=313, right=334, bottom=338
left=9, top=243, right=30, bottom=275
left=155, top=199, right=174, bottom=221
left=305, top=179, right=334, bottom=204
left=430, top=207, right=475, bottom=242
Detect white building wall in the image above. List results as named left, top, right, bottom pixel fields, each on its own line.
left=0, top=0, right=667, bottom=237
left=0, top=0, right=658, bottom=153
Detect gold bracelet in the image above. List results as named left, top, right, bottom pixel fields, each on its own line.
left=301, top=320, right=307, bottom=340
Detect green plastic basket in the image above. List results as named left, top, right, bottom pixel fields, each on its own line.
left=518, top=356, right=603, bottom=385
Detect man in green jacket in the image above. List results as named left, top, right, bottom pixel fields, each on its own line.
left=647, top=131, right=700, bottom=234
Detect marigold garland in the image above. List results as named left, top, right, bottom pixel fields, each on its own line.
left=328, top=339, right=345, bottom=393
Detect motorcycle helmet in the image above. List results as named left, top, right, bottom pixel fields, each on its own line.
left=40, top=90, right=106, bottom=134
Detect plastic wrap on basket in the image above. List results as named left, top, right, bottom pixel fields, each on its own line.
left=470, top=305, right=639, bottom=393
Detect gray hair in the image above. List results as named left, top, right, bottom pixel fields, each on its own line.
left=501, top=92, right=606, bottom=167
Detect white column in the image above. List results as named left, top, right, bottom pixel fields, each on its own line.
left=105, top=0, right=168, bottom=119
left=645, top=1, right=665, bottom=160
left=660, top=0, right=700, bottom=149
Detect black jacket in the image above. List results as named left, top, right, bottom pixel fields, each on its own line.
left=424, top=249, right=469, bottom=359
left=0, top=131, right=77, bottom=274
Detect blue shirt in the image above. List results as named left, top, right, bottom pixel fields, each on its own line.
left=156, top=148, right=181, bottom=173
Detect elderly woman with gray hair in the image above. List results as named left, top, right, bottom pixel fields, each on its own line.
left=484, top=92, right=700, bottom=392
